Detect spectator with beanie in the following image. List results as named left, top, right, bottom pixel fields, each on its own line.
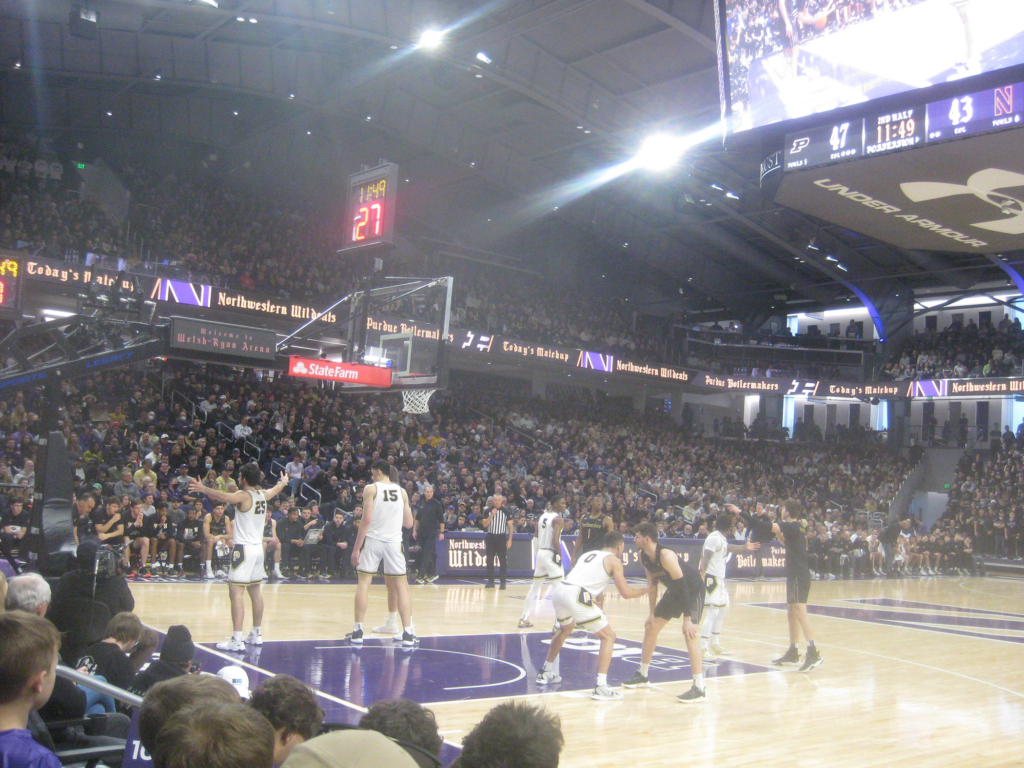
left=0, top=612, right=63, bottom=768
left=128, top=625, right=197, bottom=696
left=248, top=674, right=324, bottom=767
left=280, top=729, right=418, bottom=768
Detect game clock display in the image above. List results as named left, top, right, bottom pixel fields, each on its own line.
left=784, top=81, right=1024, bottom=172
left=0, top=257, right=22, bottom=318
left=342, top=163, right=398, bottom=251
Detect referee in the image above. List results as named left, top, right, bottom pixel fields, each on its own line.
left=481, top=495, right=513, bottom=590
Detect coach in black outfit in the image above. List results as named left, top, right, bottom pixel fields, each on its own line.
left=481, top=495, right=513, bottom=590
left=414, top=485, right=445, bottom=582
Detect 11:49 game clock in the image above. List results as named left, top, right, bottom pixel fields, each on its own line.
left=341, top=163, right=399, bottom=252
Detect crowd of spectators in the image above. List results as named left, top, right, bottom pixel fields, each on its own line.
left=879, top=315, right=1024, bottom=381
left=0, top=136, right=666, bottom=361
left=0, top=355, right=916, bottom=583
left=941, top=442, right=1024, bottom=560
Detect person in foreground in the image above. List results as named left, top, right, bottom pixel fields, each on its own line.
left=0, top=611, right=62, bottom=768
left=452, top=701, right=563, bottom=768
left=536, top=531, right=652, bottom=701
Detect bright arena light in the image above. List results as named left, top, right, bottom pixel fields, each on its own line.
left=632, top=122, right=723, bottom=172
left=634, top=134, right=690, bottom=172
left=417, top=29, right=444, bottom=49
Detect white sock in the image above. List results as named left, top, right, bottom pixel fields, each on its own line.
left=551, top=656, right=560, bottom=676
left=251, top=627, right=260, bottom=635
left=597, top=673, right=608, bottom=687
left=388, top=612, right=398, bottom=624
left=353, top=622, right=363, bottom=631
left=206, top=560, right=213, bottom=571
left=404, top=626, right=413, bottom=634
left=541, top=662, right=551, bottom=673
left=232, top=631, right=243, bottom=641
left=711, top=632, right=720, bottom=646
left=693, top=673, right=704, bottom=691
left=639, top=663, right=650, bottom=677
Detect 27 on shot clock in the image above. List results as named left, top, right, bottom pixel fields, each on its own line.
left=341, top=163, right=399, bottom=251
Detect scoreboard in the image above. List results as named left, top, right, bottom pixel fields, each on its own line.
left=340, top=163, right=398, bottom=252
left=0, top=257, right=22, bottom=318
left=784, top=81, right=1024, bottom=172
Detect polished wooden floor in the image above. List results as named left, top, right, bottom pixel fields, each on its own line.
left=132, top=575, right=1024, bottom=768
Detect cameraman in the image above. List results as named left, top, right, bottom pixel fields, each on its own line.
left=50, top=540, right=136, bottom=615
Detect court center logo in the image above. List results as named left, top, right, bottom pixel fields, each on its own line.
left=901, top=168, right=1024, bottom=234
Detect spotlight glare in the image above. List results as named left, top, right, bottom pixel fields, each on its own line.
left=475, top=51, right=492, bottom=64
left=236, top=16, right=245, bottom=21
left=249, top=17, right=257, bottom=23
left=635, top=134, right=688, bottom=171
left=417, top=29, right=444, bottom=49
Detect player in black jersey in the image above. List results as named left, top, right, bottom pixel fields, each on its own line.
left=175, top=504, right=204, bottom=575
left=623, top=522, right=708, bottom=703
left=573, top=497, right=614, bottom=562
left=203, top=503, right=233, bottom=579
left=770, top=499, right=822, bottom=672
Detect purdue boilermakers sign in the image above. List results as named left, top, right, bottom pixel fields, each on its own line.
left=775, top=128, right=1024, bottom=253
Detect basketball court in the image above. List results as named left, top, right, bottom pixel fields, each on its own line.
left=130, top=575, right=1024, bottom=767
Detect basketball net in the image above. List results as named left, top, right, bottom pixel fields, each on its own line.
left=401, top=388, right=436, bottom=415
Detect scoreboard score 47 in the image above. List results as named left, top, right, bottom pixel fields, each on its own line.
left=341, top=163, right=399, bottom=252
left=784, top=81, right=1024, bottom=172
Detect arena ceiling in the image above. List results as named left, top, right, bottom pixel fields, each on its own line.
left=0, top=0, right=1016, bottom=324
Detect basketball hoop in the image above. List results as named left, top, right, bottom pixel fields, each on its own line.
left=401, top=388, right=436, bottom=415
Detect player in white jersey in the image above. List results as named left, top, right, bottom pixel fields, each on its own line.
left=536, top=531, right=652, bottom=701
left=518, top=493, right=566, bottom=629
left=700, top=507, right=760, bottom=660
left=189, top=464, right=288, bottom=651
left=347, top=460, right=417, bottom=646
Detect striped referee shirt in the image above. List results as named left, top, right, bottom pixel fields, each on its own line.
left=485, top=507, right=510, bottom=535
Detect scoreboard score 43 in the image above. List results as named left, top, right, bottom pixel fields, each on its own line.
left=785, top=81, right=1024, bottom=172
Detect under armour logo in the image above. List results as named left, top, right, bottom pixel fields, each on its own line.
left=901, top=168, right=1024, bottom=234
left=790, top=137, right=811, bottom=154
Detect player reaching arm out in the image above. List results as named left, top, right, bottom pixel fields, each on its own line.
left=188, top=472, right=288, bottom=512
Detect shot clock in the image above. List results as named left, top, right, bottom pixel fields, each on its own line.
left=784, top=79, right=1024, bottom=172
left=0, top=257, right=22, bottom=318
left=341, top=163, right=398, bottom=252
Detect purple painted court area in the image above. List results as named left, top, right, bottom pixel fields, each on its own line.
left=197, top=632, right=772, bottom=715
left=752, top=601, right=1024, bottom=644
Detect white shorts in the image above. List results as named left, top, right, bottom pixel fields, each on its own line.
left=551, top=581, right=608, bottom=633
left=229, top=543, right=265, bottom=585
left=358, top=536, right=406, bottom=577
left=533, top=549, right=564, bottom=580
left=704, top=573, right=730, bottom=608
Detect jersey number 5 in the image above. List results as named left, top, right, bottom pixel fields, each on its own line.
left=382, top=489, right=399, bottom=503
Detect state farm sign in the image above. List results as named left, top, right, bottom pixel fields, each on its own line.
left=287, top=357, right=392, bottom=388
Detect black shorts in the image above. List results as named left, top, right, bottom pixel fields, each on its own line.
left=654, top=574, right=705, bottom=623
left=786, top=571, right=811, bottom=604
